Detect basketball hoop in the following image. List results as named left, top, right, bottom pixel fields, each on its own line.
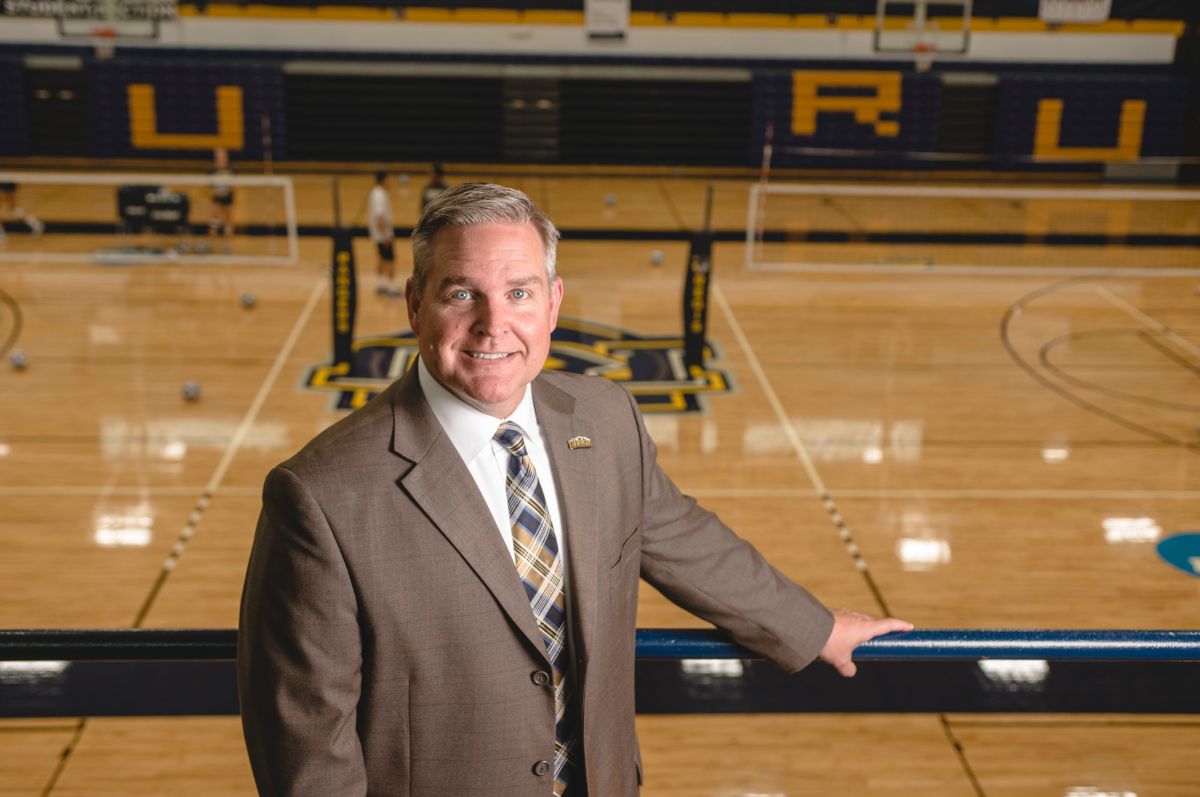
left=913, top=41, right=937, bottom=73
left=90, top=27, right=118, bottom=60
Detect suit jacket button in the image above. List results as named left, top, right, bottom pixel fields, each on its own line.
left=533, top=760, right=551, bottom=777
left=531, top=670, right=551, bottom=686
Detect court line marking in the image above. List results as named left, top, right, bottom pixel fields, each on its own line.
left=683, top=488, right=1200, bottom=500
left=1092, top=284, right=1200, bottom=361
left=753, top=183, right=1200, bottom=201
left=8, top=485, right=1200, bottom=500
left=0, top=486, right=264, bottom=496
left=129, top=276, right=326, bottom=628
left=1002, top=276, right=1200, bottom=453
left=0, top=251, right=299, bottom=267
left=717, top=264, right=987, bottom=797
left=38, top=718, right=87, bottom=797
left=748, top=262, right=1200, bottom=277
left=0, top=723, right=80, bottom=733
left=712, top=283, right=892, bottom=616
left=950, top=718, right=1200, bottom=728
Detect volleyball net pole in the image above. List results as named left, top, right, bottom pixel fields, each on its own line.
left=260, top=110, right=280, bottom=255
left=682, top=183, right=715, bottom=376
left=330, top=175, right=357, bottom=369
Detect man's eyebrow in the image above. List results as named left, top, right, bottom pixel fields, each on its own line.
left=435, top=275, right=544, bottom=290
left=435, top=275, right=477, bottom=290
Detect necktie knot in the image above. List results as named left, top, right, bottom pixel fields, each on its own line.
left=494, top=422, right=529, bottom=458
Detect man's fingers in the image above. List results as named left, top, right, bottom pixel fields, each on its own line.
left=845, top=616, right=913, bottom=647
left=869, top=617, right=915, bottom=639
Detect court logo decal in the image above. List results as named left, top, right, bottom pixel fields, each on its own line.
left=1156, top=533, right=1200, bottom=578
left=302, top=317, right=732, bottom=413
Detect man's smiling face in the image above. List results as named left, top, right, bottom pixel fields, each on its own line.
left=406, top=222, right=563, bottom=418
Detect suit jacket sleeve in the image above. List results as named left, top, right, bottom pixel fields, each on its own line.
left=625, top=389, right=835, bottom=672
left=238, top=465, right=368, bottom=796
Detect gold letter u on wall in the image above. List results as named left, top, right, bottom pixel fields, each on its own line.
left=1033, top=98, right=1145, bottom=162
left=127, top=84, right=245, bottom=150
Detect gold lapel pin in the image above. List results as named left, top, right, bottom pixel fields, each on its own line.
left=567, top=436, right=592, bottom=450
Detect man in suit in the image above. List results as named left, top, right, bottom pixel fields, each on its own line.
left=238, top=183, right=911, bottom=796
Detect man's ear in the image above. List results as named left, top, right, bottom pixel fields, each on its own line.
left=548, top=276, right=564, bottom=330
left=405, top=279, right=421, bottom=328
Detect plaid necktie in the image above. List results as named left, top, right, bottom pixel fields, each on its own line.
left=494, top=422, right=577, bottom=796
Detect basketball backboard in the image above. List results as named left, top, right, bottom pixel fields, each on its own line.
left=874, top=0, right=971, bottom=58
left=56, top=0, right=175, bottom=43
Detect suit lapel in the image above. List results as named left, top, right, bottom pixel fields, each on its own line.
left=390, top=368, right=548, bottom=662
left=533, top=378, right=599, bottom=667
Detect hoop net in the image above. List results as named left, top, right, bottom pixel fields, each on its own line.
left=913, top=41, right=937, bottom=73
left=90, top=27, right=118, bottom=60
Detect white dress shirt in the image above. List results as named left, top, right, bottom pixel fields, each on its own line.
left=417, top=359, right=568, bottom=567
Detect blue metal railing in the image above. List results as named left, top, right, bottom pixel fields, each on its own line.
left=637, top=628, right=1200, bottom=661
left=2, top=628, right=1199, bottom=717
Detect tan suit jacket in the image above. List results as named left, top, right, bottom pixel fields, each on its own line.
left=238, top=367, right=834, bottom=796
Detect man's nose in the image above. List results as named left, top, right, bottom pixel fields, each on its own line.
left=471, top=296, right=509, bottom=336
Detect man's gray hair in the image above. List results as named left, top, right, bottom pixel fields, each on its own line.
left=410, top=183, right=560, bottom=293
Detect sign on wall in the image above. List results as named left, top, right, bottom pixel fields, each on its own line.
left=585, top=0, right=629, bottom=40
left=2, top=0, right=178, bottom=38
left=1039, top=0, right=1112, bottom=24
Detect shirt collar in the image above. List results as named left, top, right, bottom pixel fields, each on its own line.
left=417, top=357, right=539, bottom=462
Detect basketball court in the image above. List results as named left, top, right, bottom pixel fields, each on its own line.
left=1, top=170, right=1198, bottom=794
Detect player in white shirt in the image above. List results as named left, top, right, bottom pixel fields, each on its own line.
left=368, top=171, right=398, bottom=297
left=208, top=147, right=235, bottom=255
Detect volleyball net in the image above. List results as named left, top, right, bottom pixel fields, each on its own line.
left=745, top=182, right=1200, bottom=277
left=0, top=170, right=299, bottom=266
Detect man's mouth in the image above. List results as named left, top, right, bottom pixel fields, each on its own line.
left=467, top=352, right=512, bottom=360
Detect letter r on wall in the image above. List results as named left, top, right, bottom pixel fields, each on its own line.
left=791, top=71, right=902, bottom=137
left=127, top=84, right=245, bottom=150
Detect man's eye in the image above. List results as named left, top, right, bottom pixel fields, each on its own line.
left=451, top=290, right=471, bottom=301
left=512, top=289, right=528, bottom=300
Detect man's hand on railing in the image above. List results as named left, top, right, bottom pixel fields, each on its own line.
left=819, top=608, right=915, bottom=677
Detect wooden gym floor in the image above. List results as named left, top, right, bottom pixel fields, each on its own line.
left=1, top=171, right=1199, bottom=796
